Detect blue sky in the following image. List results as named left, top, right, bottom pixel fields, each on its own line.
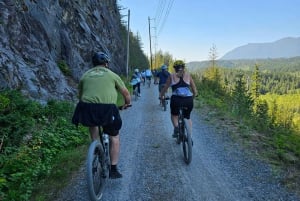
left=117, top=0, right=300, bottom=62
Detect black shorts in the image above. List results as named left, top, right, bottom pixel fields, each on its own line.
left=72, top=102, right=122, bottom=136
left=170, top=96, right=193, bottom=119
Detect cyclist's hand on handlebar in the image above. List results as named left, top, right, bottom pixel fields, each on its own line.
left=119, top=103, right=132, bottom=110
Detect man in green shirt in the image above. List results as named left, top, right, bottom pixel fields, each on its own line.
left=72, top=52, right=131, bottom=179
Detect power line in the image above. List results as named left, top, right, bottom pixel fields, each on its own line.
left=155, top=0, right=166, bottom=29
left=158, top=0, right=174, bottom=36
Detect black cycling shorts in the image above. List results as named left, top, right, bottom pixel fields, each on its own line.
left=170, top=96, right=193, bottom=119
left=72, top=102, right=122, bottom=136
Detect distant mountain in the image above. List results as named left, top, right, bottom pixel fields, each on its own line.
left=187, top=56, right=300, bottom=72
left=221, top=37, right=300, bottom=60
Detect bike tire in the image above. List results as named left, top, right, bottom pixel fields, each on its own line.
left=133, top=90, right=138, bottom=101
left=182, top=119, right=192, bottom=164
left=162, top=99, right=167, bottom=111
left=86, top=140, right=106, bottom=201
left=176, top=123, right=182, bottom=145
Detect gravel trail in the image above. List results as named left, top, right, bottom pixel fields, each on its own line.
left=55, top=84, right=300, bottom=201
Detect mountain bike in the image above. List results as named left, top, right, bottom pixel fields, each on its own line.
left=130, top=80, right=139, bottom=101
left=176, top=106, right=192, bottom=164
left=146, top=78, right=151, bottom=88
left=132, top=85, right=139, bottom=101
left=86, top=105, right=131, bottom=201
left=161, top=96, right=169, bottom=111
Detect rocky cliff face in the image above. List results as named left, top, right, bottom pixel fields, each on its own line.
left=0, top=0, right=126, bottom=103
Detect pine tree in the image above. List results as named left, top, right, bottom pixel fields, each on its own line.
left=231, top=72, right=253, bottom=117
left=251, top=64, right=261, bottom=99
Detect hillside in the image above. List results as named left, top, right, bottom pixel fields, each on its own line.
left=221, top=37, right=300, bottom=60
left=187, top=56, right=300, bottom=72
left=0, top=1, right=126, bottom=103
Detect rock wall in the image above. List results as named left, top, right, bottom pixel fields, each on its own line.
left=0, top=0, right=126, bottom=103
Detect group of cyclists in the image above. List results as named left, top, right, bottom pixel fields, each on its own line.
left=72, top=51, right=198, bottom=179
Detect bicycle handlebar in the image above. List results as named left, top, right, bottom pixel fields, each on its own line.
left=159, top=96, right=170, bottom=100
left=118, top=104, right=132, bottom=110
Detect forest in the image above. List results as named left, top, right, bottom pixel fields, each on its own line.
left=194, top=57, right=300, bottom=130
left=190, top=56, right=300, bottom=167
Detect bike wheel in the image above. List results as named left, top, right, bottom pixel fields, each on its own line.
left=176, top=124, right=182, bottom=145
left=86, top=140, right=107, bottom=201
left=182, top=119, right=192, bottom=164
left=162, top=99, right=167, bottom=111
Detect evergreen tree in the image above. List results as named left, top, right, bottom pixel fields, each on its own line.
left=231, top=72, right=253, bottom=117
left=253, top=99, right=269, bottom=131
left=251, top=64, right=261, bottom=99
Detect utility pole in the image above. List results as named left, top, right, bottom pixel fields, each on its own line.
left=126, top=9, right=130, bottom=79
left=148, top=16, right=153, bottom=71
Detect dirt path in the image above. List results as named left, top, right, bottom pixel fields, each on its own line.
left=55, top=83, right=299, bottom=201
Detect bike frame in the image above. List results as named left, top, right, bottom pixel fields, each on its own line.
left=176, top=107, right=192, bottom=164
left=162, top=96, right=169, bottom=111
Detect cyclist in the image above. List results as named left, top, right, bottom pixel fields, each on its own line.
left=159, top=60, right=198, bottom=138
left=154, top=64, right=170, bottom=104
left=130, top=68, right=142, bottom=97
left=145, top=68, right=152, bottom=84
left=141, top=70, right=146, bottom=85
left=72, top=52, right=131, bottom=179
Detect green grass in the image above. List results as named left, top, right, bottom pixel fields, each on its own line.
left=30, top=143, right=89, bottom=201
left=196, top=93, right=300, bottom=195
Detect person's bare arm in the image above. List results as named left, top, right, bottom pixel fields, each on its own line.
left=190, top=76, right=198, bottom=98
left=119, top=87, right=131, bottom=106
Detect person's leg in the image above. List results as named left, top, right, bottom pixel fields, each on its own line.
left=184, top=97, right=193, bottom=135
left=106, top=111, right=123, bottom=179
left=171, top=114, right=179, bottom=137
left=171, top=114, right=178, bottom=127
left=159, top=85, right=162, bottom=105
left=109, top=133, right=123, bottom=178
left=185, top=118, right=192, bottom=132
left=110, top=134, right=120, bottom=166
left=89, top=126, right=99, bottom=140
left=170, top=96, right=179, bottom=137
left=137, top=83, right=141, bottom=95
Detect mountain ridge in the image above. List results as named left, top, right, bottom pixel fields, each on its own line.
left=221, top=37, right=300, bottom=60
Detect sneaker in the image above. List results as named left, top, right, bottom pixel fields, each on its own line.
left=109, top=169, right=122, bottom=179
left=172, top=127, right=179, bottom=138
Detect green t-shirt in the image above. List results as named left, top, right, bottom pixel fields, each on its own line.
left=78, top=66, right=125, bottom=104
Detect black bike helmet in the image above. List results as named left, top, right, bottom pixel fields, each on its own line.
left=173, top=60, right=185, bottom=71
left=92, top=52, right=110, bottom=66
